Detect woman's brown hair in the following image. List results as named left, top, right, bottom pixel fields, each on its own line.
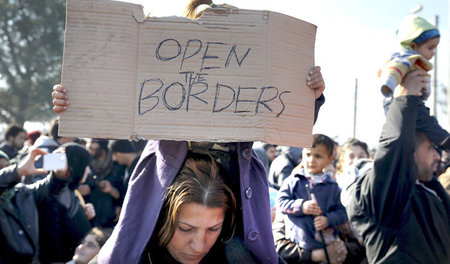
left=157, top=152, right=236, bottom=247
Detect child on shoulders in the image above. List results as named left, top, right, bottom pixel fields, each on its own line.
left=378, top=15, right=449, bottom=149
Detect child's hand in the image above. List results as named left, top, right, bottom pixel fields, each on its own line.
left=52, top=84, right=69, bottom=114
left=307, top=66, right=325, bottom=99
left=302, top=200, right=322, bottom=216
left=314, top=215, right=329, bottom=231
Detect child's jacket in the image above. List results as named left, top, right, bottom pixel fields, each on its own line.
left=277, top=169, right=347, bottom=250
left=378, top=49, right=432, bottom=99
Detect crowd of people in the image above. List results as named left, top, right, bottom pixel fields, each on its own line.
left=1, top=0, right=449, bottom=263
left=0, top=120, right=144, bottom=263
left=2, top=108, right=449, bottom=263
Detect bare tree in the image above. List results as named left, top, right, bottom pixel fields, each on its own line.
left=0, top=0, right=65, bottom=125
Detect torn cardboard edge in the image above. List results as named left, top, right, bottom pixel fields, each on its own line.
left=60, top=0, right=317, bottom=147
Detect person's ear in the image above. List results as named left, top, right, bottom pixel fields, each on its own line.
left=408, top=42, right=417, bottom=50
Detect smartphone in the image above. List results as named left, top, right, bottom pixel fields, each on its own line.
left=43, top=152, right=67, bottom=171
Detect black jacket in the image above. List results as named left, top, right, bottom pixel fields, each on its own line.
left=0, top=166, right=90, bottom=264
left=35, top=175, right=91, bottom=263
left=0, top=165, right=39, bottom=264
left=348, top=96, right=450, bottom=263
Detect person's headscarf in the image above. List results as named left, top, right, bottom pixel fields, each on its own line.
left=61, top=143, right=93, bottom=190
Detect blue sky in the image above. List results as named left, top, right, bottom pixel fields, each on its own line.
left=125, top=0, right=449, bottom=148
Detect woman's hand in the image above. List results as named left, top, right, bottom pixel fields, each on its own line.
left=307, top=66, right=325, bottom=99
left=52, top=84, right=69, bottom=114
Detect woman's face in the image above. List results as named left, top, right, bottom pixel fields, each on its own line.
left=72, top=234, right=100, bottom=264
left=167, top=203, right=225, bottom=264
left=343, top=145, right=368, bottom=169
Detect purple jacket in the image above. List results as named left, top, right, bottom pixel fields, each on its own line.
left=98, top=95, right=325, bottom=264
left=98, top=140, right=276, bottom=263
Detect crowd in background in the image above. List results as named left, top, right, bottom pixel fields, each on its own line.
left=0, top=120, right=146, bottom=264
left=1, top=117, right=449, bottom=263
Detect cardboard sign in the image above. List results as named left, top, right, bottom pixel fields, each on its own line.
left=60, top=0, right=317, bottom=147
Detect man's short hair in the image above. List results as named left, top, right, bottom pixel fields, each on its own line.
left=4, top=124, right=26, bottom=141
left=109, top=140, right=135, bottom=153
left=312, top=134, right=336, bottom=157
left=414, top=131, right=429, bottom=150
left=262, top=143, right=276, bottom=151
left=49, top=118, right=60, bottom=141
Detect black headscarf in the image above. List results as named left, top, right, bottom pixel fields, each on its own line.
left=61, top=143, right=93, bottom=190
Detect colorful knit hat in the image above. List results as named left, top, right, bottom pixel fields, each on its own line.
left=397, top=15, right=440, bottom=49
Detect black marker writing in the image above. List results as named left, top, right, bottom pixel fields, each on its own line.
left=212, top=83, right=236, bottom=113
left=155, top=39, right=181, bottom=61
left=234, top=86, right=257, bottom=113
left=162, top=82, right=185, bottom=111
left=200, top=42, right=227, bottom=72
left=138, top=78, right=164, bottom=115
left=276, top=91, right=291, bottom=118
left=225, top=45, right=251, bottom=68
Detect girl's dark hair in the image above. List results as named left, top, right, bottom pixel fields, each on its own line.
left=336, top=137, right=370, bottom=174
left=312, top=134, right=336, bottom=157
left=157, top=152, right=236, bottom=247
left=342, top=138, right=369, bottom=157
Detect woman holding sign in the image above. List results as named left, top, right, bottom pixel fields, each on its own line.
left=53, top=76, right=324, bottom=264
left=52, top=1, right=326, bottom=263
